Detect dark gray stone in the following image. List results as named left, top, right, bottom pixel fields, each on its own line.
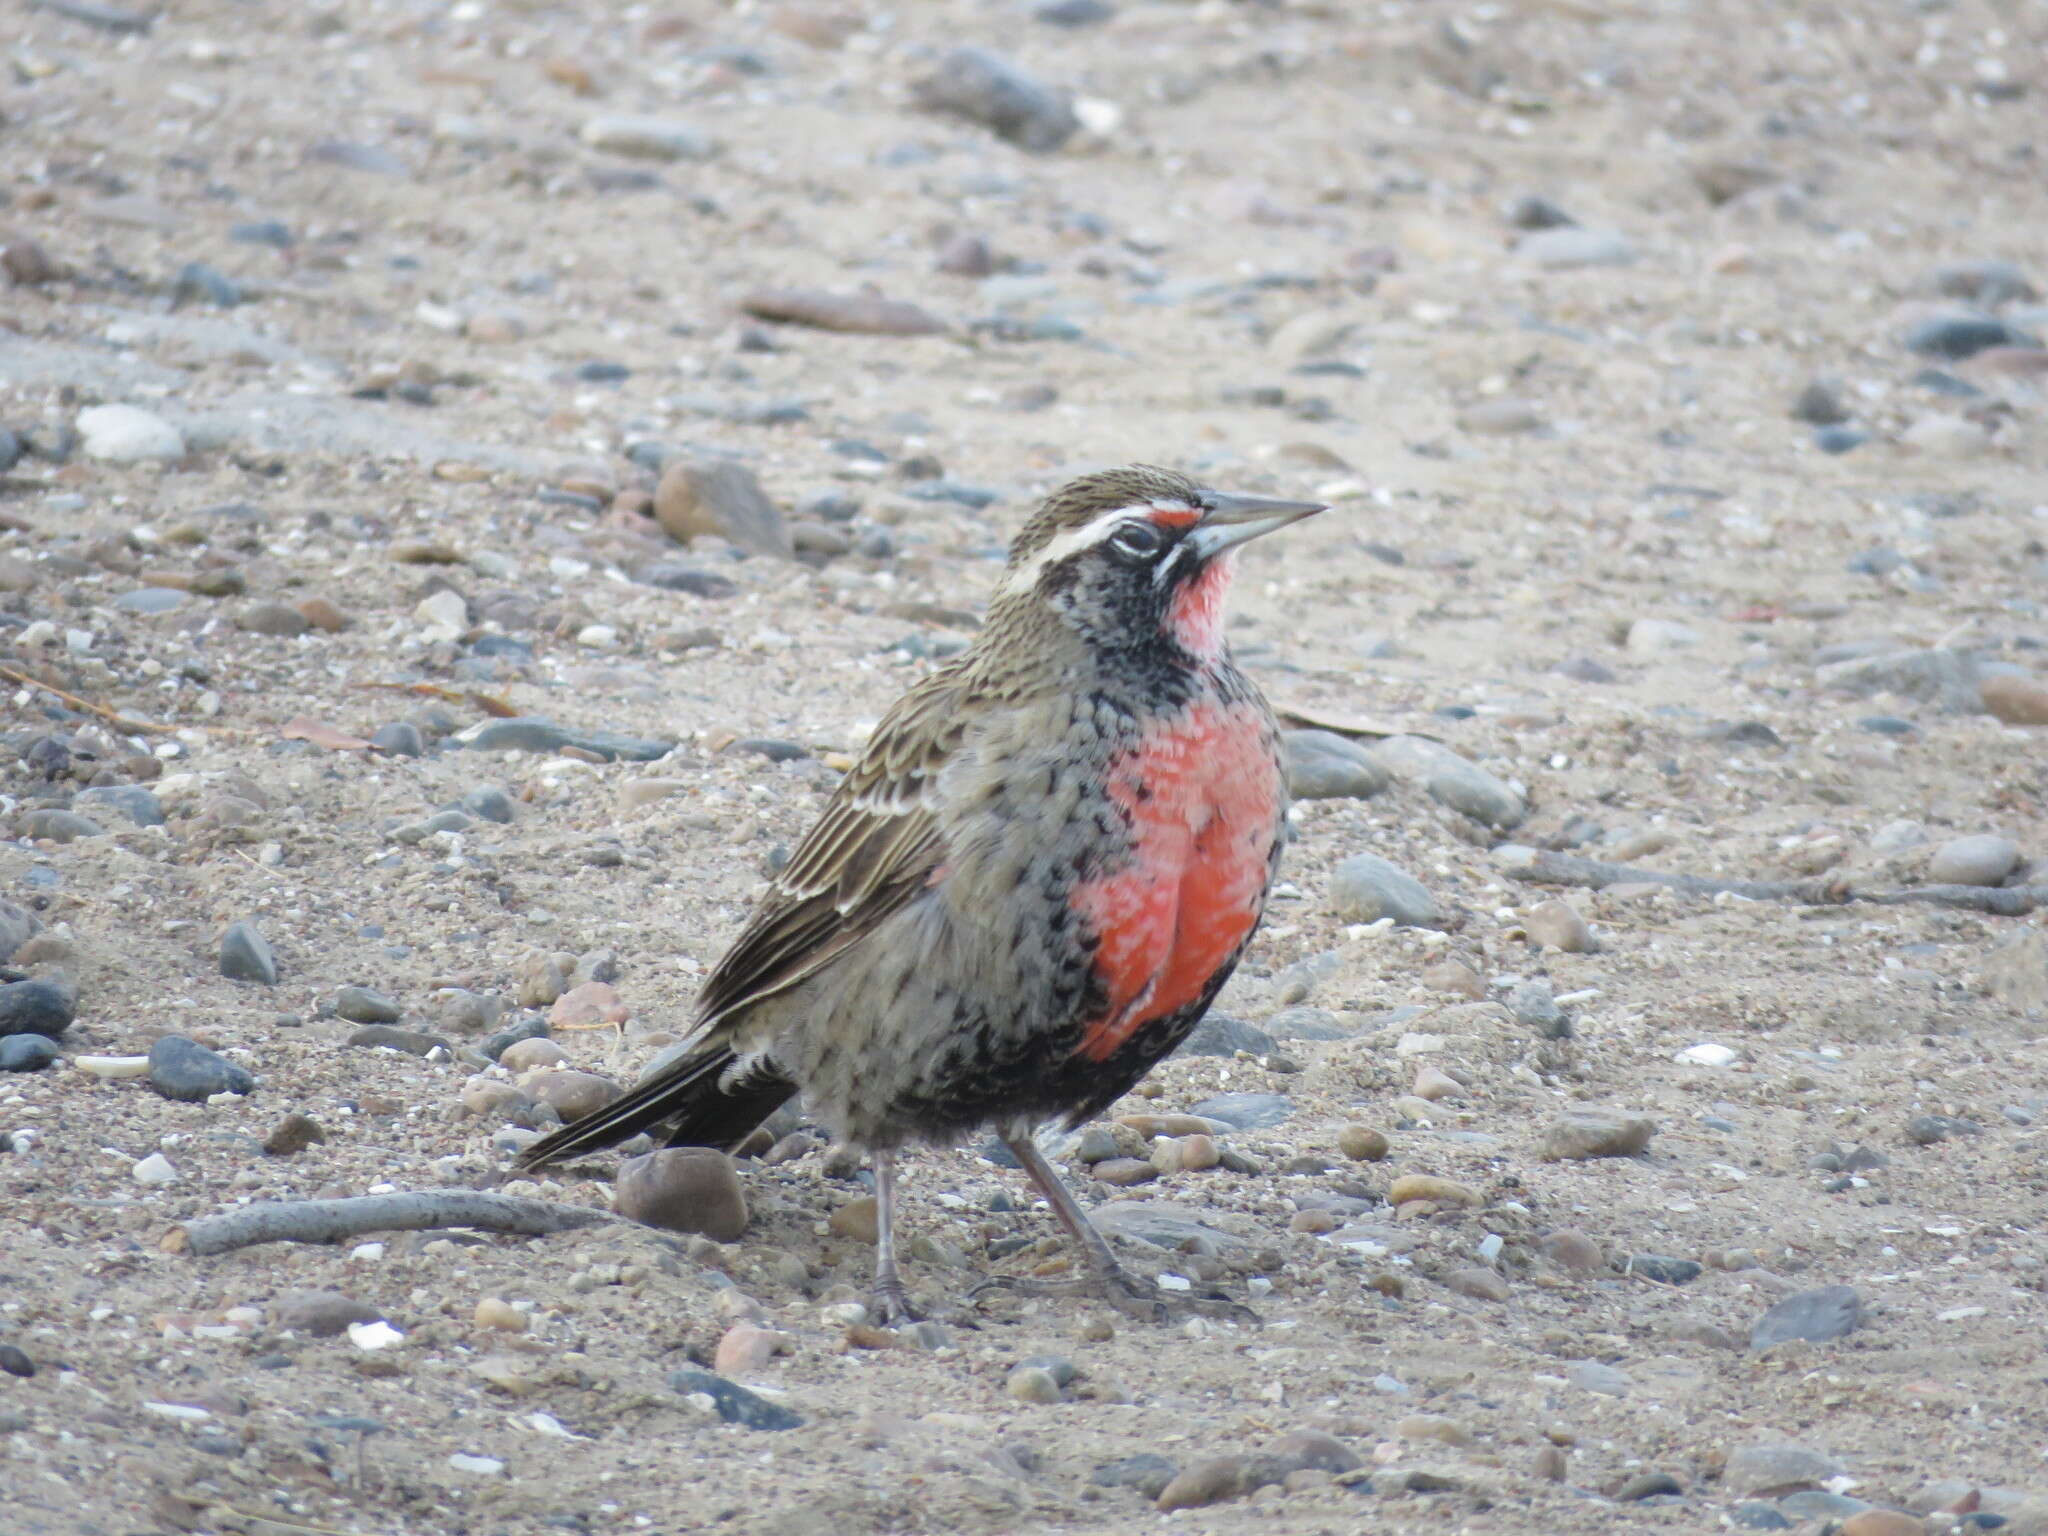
left=667, top=1368, right=802, bottom=1430
left=1750, top=1285, right=1863, bottom=1351
left=1814, top=426, right=1868, bottom=455
left=1731, top=1504, right=1792, bottom=1530
left=0, top=979, right=74, bottom=1038
left=1174, top=1013, right=1279, bottom=1059
left=1903, top=314, right=2038, bottom=360
left=73, top=785, right=166, bottom=827
left=148, top=1035, right=255, bottom=1101
left=1790, top=379, right=1849, bottom=425
left=913, top=47, right=1079, bottom=153
left=1626, top=1254, right=1702, bottom=1285
left=1186, top=1091, right=1293, bottom=1130
left=1092, top=1454, right=1177, bottom=1498
left=637, top=563, right=738, bottom=598
left=219, top=920, right=278, bottom=984
left=1328, top=853, right=1440, bottom=927
left=0, top=1034, right=59, bottom=1072
left=347, top=1024, right=450, bottom=1057
left=174, top=262, right=242, bottom=307
left=1282, top=729, right=1391, bottom=800
left=480, top=1014, right=549, bottom=1061
left=1907, top=1113, right=1983, bottom=1145
left=370, top=722, right=426, bottom=757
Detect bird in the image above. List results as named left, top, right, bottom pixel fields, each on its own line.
left=517, top=464, right=1325, bottom=1321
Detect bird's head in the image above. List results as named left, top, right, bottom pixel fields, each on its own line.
left=993, top=465, right=1325, bottom=659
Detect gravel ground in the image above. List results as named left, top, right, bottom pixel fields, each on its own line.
left=4, top=1, right=2048, bottom=1533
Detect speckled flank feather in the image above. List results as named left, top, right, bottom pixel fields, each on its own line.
left=518, top=464, right=1307, bottom=1180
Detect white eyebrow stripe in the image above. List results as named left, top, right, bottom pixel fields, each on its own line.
left=994, top=501, right=1157, bottom=597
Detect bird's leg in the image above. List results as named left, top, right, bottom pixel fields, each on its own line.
left=867, top=1148, right=918, bottom=1325
left=972, top=1131, right=1256, bottom=1324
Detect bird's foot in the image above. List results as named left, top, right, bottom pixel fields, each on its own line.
left=868, top=1273, right=921, bottom=1327
left=970, top=1265, right=1258, bottom=1326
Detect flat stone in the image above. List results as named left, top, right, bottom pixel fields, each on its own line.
left=1093, top=1455, right=1178, bottom=1498
left=113, top=586, right=189, bottom=615
left=740, top=287, right=948, bottom=337
left=1442, top=1266, right=1509, bottom=1301
left=1816, top=647, right=1981, bottom=714
left=1523, top=899, right=1595, bottom=952
left=1186, top=1091, right=1292, bottom=1130
left=1328, top=853, right=1440, bottom=927
left=1926, top=834, right=2020, bottom=887
left=271, top=1290, right=382, bottom=1337
left=1173, top=1012, right=1278, bottom=1058
left=1365, top=736, right=1525, bottom=828
left=617, top=1148, right=749, bottom=1241
left=667, top=1367, right=800, bottom=1430
left=1155, top=1454, right=1292, bottom=1512
left=347, top=1025, right=450, bottom=1057
left=219, top=920, right=278, bottom=984
left=238, top=602, right=311, bottom=638
left=1537, top=1110, right=1655, bottom=1161
left=1387, top=1174, right=1481, bottom=1208
left=1089, top=1201, right=1246, bottom=1251
left=1625, top=1254, right=1703, bottom=1285
left=1903, top=313, right=2038, bottom=360
left=17, top=809, right=105, bottom=842
left=148, top=1035, right=255, bottom=1101
left=580, top=115, right=718, bottom=161
left=1515, top=226, right=1636, bottom=268
left=1456, top=398, right=1544, bottom=435
left=521, top=1070, right=619, bottom=1121
left=1282, top=729, right=1391, bottom=799
left=1981, top=674, right=2048, bottom=725
left=74, top=785, right=165, bottom=827
left=1725, top=1441, right=1845, bottom=1497
left=1538, top=1229, right=1605, bottom=1272
left=458, top=717, right=673, bottom=761
left=1751, top=1285, right=1863, bottom=1351
left=1567, top=1360, right=1632, bottom=1395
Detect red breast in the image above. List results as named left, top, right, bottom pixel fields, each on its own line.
left=1069, top=697, right=1281, bottom=1062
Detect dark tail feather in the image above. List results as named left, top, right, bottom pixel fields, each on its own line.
left=514, top=1044, right=795, bottom=1171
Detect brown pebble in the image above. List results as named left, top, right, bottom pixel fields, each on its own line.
left=459, top=1077, right=531, bottom=1118
left=520, top=1070, right=619, bottom=1123
left=1524, top=899, right=1595, bottom=952
left=1441, top=1266, right=1509, bottom=1302
left=1338, top=1124, right=1390, bottom=1161
left=1412, top=1065, right=1463, bottom=1101
left=1077, top=1317, right=1113, bottom=1343
left=238, top=601, right=311, bottom=638
left=473, top=1297, right=526, bottom=1332
left=499, top=1038, right=568, bottom=1072
left=829, top=1196, right=879, bottom=1246
left=1419, top=958, right=1486, bottom=999
left=1386, top=1173, right=1480, bottom=1207
left=740, top=286, right=948, bottom=337
left=1092, top=1157, right=1159, bottom=1186
left=1395, top=1414, right=1472, bottom=1447
left=1537, top=1229, right=1606, bottom=1272
left=614, top=1148, right=749, bottom=1241
left=653, top=458, right=792, bottom=559
left=548, top=981, right=629, bottom=1029
left=1981, top=673, right=2048, bottom=726
left=1269, top=1428, right=1361, bottom=1473
left=261, top=1113, right=327, bottom=1157
left=1114, top=1113, right=1218, bottom=1137
left=1837, top=1514, right=1927, bottom=1536
left=295, top=596, right=350, bottom=632
left=1, top=232, right=60, bottom=286
left=1367, top=1272, right=1405, bottom=1298
left=1155, top=1454, right=1291, bottom=1512
left=1289, top=1209, right=1339, bottom=1234
left=1532, top=1443, right=1568, bottom=1481
left=1177, top=1133, right=1220, bottom=1170
left=713, top=1323, right=783, bottom=1374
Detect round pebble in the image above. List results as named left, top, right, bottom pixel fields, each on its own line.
left=1523, top=900, right=1595, bottom=952
left=473, top=1298, right=526, bottom=1332
left=614, top=1148, right=749, bottom=1241
left=1338, top=1125, right=1390, bottom=1161
left=1926, top=834, right=2020, bottom=887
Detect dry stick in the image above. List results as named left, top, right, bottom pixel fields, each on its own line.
left=164, top=1191, right=617, bottom=1257
left=1500, top=847, right=2047, bottom=917
left=0, top=661, right=178, bottom=736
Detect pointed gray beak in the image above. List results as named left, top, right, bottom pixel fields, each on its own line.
left=1185, top=490, right=1328, bottom=560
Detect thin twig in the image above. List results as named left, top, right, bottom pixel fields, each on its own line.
left=164, top=1191, right=617, bottom=1256
left=0, top=662, right=178, bottom=736
left=1498, top=847, right=2047, bottom=916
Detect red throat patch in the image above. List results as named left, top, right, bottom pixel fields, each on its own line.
left=1164, top=555, right=1233, bottom=657
left=1070, top=696, right=1279, bottom=1063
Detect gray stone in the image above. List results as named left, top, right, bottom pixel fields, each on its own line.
left=1566, top=1360, right=1632, bottom=1395
left=219, top=920, right=278, bottom=984
left=347, top=1025, right=450, bottom=1057
left=913, top=47, right=1078, bottom=153
left=174, top=262, right=242, bottom=307
left=16, top=809, right=106, bottom=842
left=0, top=1034, right=59, bottom=1072
left=0, top=978, right=74, bottom=1038
left=1281, top=729, right=1391, bottom=800
left=334, top=986, right=403, bottom=1024
left=270, top=1290, right=383, bottom=1337
left=1093, top=1454, right=1179, bottom=1498
left=458, top=717, right=673, bottom=762
left=1814, top=647, right=1981, bottom=714
left=1174, top=1013, right=1279, bottom=1059
left=1903, top=313, right=2038, bottom=360
left=1090, top=1201, right=1247, bottom=1250
left=1262, top=1006, right=1351, bottom=1041
left=1624, top=1254, right=1701, bottom=1284
left=1186, top=1091, right=1293, bottom=1130
left=1926, top=834, right=2020, bottom=887
left=1925, top=258, right=2037, bottom=306
left=74, top=785, right=165, bottom=827
left=1514, top=227, right=1636, bottom=268
left=76, top=403, right=185, bottom=463
left=0, top=899, right=39, bottom=963
left=654, top=458, right=790, bottom=560
left=392, top=809, right=474, bottom=844
left=370, top=722, right=426, bottom=758
left=1750, top=1285, right=1863, bottom=1351
left=1509, top=979, right=1569, bottom=1037
left=480, top=1014, right=549, bottom=1060
left=1365, top=736, right=1526, bottom=828
left=617, top=1148, right=749, bottom=1241
left=148, top=1035, right=255, bottom=1101
left=1906, top=1113, right=1981, bottom=1145
left=667, top=1368, right=800, bottom=1430
left=460, top=786, right=516, bottom=823
left=1790, top=378, right=1850, bottom=425
left=1328, top=853, right=1441, bottom=927
left=1724, top=1442, right=1844, bottom=1498
left=112, top=586, right=190, bottom=615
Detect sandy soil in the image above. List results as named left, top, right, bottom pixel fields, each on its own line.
left=4, top=0, right=2048, bottom=1532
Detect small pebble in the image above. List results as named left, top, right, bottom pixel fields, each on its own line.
left=1523, top=900, right=1595, bottom=952
left=219, top=920, right=278, bottom=984
left=132, top=1151, right=179, bottom=1185
left=1387, top=1174, right=1480, bottom=1208
left=262, top=1113, right=326, bottom=1157
left=1442, top=1266, right=1509, bottom=1302
left=829, top=1197, right=879, bottom=1246
left=615, top=1148, right=749, bottom=1241
left=334, top=986, right=403, bottom=1024
left=1338, top=1125, right=1389, bottom=1161
left=1005, top=1364, right=1063, bottom=1404
left=474, top=1298, right=526, bottom=1332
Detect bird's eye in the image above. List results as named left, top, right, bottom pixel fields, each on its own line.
left=1108, top=521, right=1167, bottom=560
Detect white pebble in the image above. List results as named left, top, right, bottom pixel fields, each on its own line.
left=77, top=1055, right=152, bottom=1079
left=346, top=1319, right=405, bottom=1351
left=132, top=1152, right=179, bottom=1185
left=349, top=1242, right=386, bottom=1263
left=143, top=1402, right=212, bottom=1421
left=1677, top=1043, right=1739, bottom=1067
left=448, top=1453, right=505, bottom=1476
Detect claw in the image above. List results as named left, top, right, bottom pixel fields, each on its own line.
left=869, top=1276, right=920, bottom=1326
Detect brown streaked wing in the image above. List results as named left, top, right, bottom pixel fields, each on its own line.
left=692, top=670, right=970, bottom=1030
